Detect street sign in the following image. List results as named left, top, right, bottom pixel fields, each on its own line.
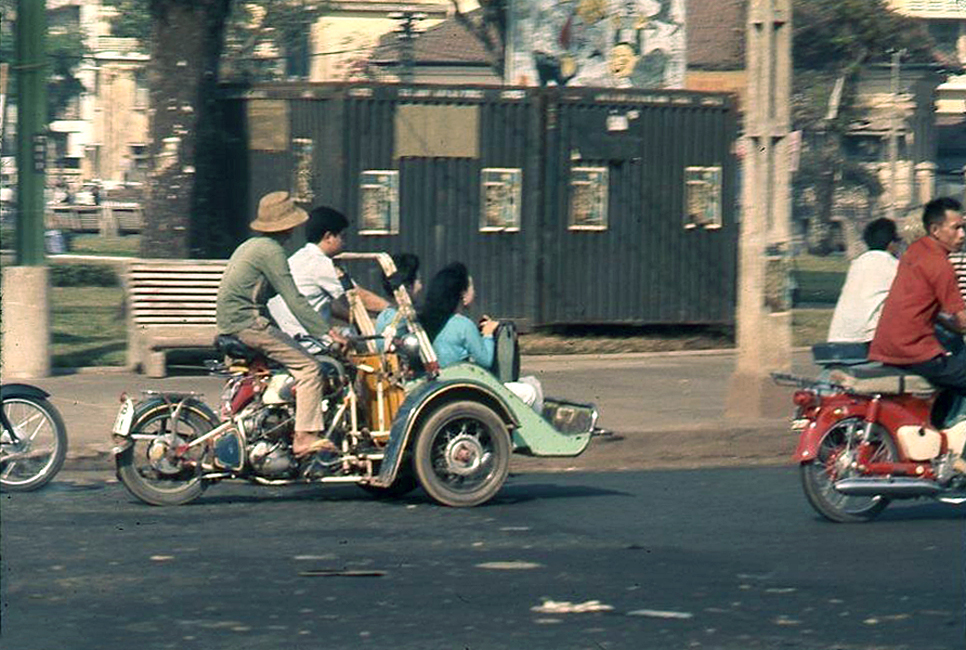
left=32, top=133, right=46, bottom=173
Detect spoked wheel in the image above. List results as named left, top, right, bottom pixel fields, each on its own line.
left=801, top=417, right=898, bottom=523
left=115, top=400, right=217, bottom=506
left=0, top=396, right=68, bottom=492
left=413, top=401, right=510, bottom=507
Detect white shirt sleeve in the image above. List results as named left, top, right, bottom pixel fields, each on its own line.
left=312, top=253, right=344, bottom=300
left=827, top=251, right=899, bottom=343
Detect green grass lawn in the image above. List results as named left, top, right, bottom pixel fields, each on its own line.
left=50, top=286, right=126, bottom=368
left=66, top=234, right=140, bottom=257
left=790, top=254, right=849, bottom=274
left=43, top=287, right=833, bottom=368
left=791, top=254, right=848, bottom=305
left=33, top=256, right=836, bottom=368
left=792, top=308, right=834, bottom=348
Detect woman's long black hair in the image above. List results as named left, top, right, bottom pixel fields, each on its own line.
left=418, top=262, right=470, bottom=341
left=381, top=253, right=420, bottom=298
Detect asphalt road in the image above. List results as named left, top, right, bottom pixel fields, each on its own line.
left=2, top=467, right=963, bottom=650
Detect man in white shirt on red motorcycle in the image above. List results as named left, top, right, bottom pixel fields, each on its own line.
left=827, top=217, right=901, bottom=350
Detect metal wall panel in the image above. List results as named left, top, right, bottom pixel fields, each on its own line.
left=540, top=88, right=737, bottom=325
left=215, top=83, right=737, bottom=326
left=337, top=86, right=538, bottom=323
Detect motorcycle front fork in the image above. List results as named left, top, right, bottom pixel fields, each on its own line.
left=860, top=395, right=882, bottom=443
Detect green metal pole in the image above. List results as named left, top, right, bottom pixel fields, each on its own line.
left=15, top=0, right=47, bottom=266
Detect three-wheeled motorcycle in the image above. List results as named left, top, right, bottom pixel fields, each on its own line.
left=112, top=253, right=603, bottom=507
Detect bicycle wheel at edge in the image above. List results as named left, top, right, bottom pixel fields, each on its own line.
left=0, top=396, right=68, bottom=492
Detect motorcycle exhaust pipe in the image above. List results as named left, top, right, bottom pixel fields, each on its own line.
left=834, top=477, right=942, bottom=498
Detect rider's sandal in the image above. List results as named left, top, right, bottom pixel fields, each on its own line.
left=293, top=437, right=338, bottom=458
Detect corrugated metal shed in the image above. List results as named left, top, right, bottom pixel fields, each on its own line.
left=214, top=82, right=737, bottom=326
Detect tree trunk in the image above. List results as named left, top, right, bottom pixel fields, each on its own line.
left=808, top=166, right=837, bottom=255
left=142, top=0, right=231, bottom=259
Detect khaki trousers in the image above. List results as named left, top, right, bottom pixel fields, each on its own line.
left=235, top=323, right=324, bottom=432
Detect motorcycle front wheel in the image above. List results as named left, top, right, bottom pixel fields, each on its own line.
left=801, top=417, right=897, bottom=523
left=115, top=399, right=217, bottom=506
left=0, top=396, right=68, bottom=492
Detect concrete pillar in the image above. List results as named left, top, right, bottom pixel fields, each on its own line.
left=915, top=161, right=937, bottom=207
left=1, top=266, right=51, bottom=379
left=99, top=205, right=119, bottom=237
left=726, top=0, right=793, bottom=419
left=957, top=20, right=966, bottom=66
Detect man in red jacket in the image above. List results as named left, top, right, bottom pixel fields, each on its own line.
left=870, top=197, right=966, bottom=387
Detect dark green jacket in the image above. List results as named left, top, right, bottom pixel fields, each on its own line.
left=216, top=236, right=330, bottom=338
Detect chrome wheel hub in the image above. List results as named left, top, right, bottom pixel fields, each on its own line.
left=147, top=437, right=182, bottom=475
left=444, top=433, right=486, bottom=476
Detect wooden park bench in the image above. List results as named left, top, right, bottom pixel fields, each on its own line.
left=47, top=204, right=144, bottom=236
left=125, top=259, right=228, bottom=377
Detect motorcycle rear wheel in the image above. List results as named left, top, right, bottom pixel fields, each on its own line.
left=116, top=400, right=217, bottom=506
left=0, top=396, right=68, bottom=492
left=801, top=417, right=897, bottom=523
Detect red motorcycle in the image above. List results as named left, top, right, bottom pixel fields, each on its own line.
left=774, top=343, right=966, bottom=522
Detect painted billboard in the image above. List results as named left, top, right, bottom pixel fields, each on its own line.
left=506, top=0, right=687, bottom=89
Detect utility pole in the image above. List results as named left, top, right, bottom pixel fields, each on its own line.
left=725, top=0, right=793, bottom=418
left=887, top=49, right=904, bottom=221
left=2, top=0, right=50, bottom=379
left=389, top=10, right=426, bottom=83
left=0, top=63, right=8, bottom=144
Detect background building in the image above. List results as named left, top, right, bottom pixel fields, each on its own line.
left=889, top=0, right=966, bottom=201
left=46, top=0, right=149, bottom=190
left=309, top=1, right=451, bottom=81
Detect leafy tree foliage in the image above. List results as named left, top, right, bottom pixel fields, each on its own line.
left=791, top=0, right=937, bottom=254
left=105, top=0, right=326, bottom=82
left=794, top=0, right=934, bottom=75
left=103, top=0, right=152, bottom=42
left=0, top=1, right=90, bottom=126
left=221, top=1, right=327, bottom=81
left=451, top=0, right=507, bottom=77
left=47, top=28, right=88, bottom=119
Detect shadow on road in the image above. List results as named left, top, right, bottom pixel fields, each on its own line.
left=487, top=481, right=631, bottom=504
left=802, top=501, right=966, bottom=524
left=105, top=479, right=631, bottom=508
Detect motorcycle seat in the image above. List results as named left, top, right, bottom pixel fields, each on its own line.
left=213, top=334, right=261, bottom=363
left=811, top=342, right=869, bottom=366
left=827, top=362, right=936, bottom=395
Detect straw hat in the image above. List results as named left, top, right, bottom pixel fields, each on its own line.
left=250, top=191, right=308, bottom=233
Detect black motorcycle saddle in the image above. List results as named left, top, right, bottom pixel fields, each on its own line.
left=811, top=342, right=869, bottom=366
left=214, top=334, right=261, bottom=363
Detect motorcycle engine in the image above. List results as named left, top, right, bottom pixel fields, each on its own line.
left=242, top=406, right=297, bottom=477
left=255, top=406, right=294, bottom=442
left=249, top=440, right=295, bottom=477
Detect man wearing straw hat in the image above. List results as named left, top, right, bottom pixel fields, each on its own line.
left=216, top=191, right=338, bottom=458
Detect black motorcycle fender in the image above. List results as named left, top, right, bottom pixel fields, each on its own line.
left=1, top=383, right=51, bottom=401
left=370, top=379, right=517, bottom=488
left=111, top=395, right=219, bottom=455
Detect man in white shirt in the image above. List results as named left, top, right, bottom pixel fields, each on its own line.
left=827, top=218, right=901, bottom=345
left=267, top=206, right=388, bottom=340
